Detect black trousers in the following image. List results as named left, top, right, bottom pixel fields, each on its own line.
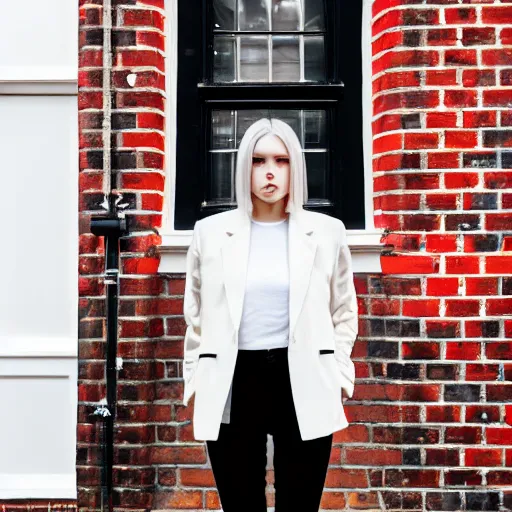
left=206, top=347, right=333, bottom=512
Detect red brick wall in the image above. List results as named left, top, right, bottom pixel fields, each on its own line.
left=75, top=0, right=512, bottom=510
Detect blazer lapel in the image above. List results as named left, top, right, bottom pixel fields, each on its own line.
left=288, top=211, right=317, bottom=337
left=221, top=210, right=251, bottom=330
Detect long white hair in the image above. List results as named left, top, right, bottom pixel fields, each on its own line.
left=235, top=118, right=308, bottom=217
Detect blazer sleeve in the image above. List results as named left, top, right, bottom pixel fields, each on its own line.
left=330, top=221, right=359, bottom=399
left=182, top=221, right=202, bottom=406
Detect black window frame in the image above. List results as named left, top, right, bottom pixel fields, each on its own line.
left=175, top=0, right=365, bottom=230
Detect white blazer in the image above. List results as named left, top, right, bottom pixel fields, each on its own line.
left=182, top=207, right=358, bottom=441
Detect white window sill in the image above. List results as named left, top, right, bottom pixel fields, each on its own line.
left=158, top=229, right=384, bottom=274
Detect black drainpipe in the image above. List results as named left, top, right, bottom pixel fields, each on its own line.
left=90, top=195, right=127, bottom=512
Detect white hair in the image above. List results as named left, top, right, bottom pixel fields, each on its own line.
left=234, top=118, right=308, bottom=218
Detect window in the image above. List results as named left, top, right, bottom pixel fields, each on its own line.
left=174, top=0, right=366, bottom=230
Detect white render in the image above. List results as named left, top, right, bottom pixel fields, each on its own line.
left=0, top=0, right=78, bottom=499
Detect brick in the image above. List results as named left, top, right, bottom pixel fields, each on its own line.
left=426, top=449, right=459, bottom=466
left=445, top=470, right=482, bottom=486
left=426, top=69, right=457, bottom=86
left=368, top=340, right=399, bottom=359
left=426, top=320, right=460, bottom=338
left=403, top=300, right=440, bottom=317
left=445, top=172, right=478, bottom=189
left=426, top=278, right=459, bottom=297
left=466, top=364, right=499, bottom=381
left=404, top=173, right=440, bottom=190
left=487, top=298, right=512, bottom=315
left=381, top=255, right=440, bottom=274
left=425, top=493, right=461, bottom=511
left=445, top=214, right=480, bottom=231
left=403, top=342, right=441, bottom=360
left=487, top=385, right=512, bottom=402
left=463, top=69, right=496, bottom=87
left=427, top=406, right=461, bottom=423
left=345, top=448, right=402, bottom=466
left=464, top=235, right=499, bottom=253
left=462, top=151, right=497, bottom=170
left=445, top=427, right=481, bottom=444
left=444, top=384, right=481, bottom=402
left=487, top=471, right=512, bottom=486
left=445, top=90, right=477, bottom=108
left=483, top=130, right=512, bottom=148
left=466, top=448, right=501, bottom=468
left=486, top=342, right=512, bottom=360
left=485, top=173, right=512, bottom=189
left=482, top=6, right=512, bottom=24
left=445, top=130, right=478, bottom=149
left=404, top=132, right=439, bottom=150
left=427, top=364, right=458, bottom=381
left=445, top=8, right=476, bottom=24
left=445, top=299, right=480, bottom=317
left=463, top=111, right=496, bottom=129
left=427, top=28, right=457, bottom=46
left=426, top=193, right=458, bottom=210
left=486, top=256, right=512, bottom=274
left=427, top=113, right=457, bottom=129
left=402, top=214, right=440, bottom=231
left=446, top=256, right=480, bottom=274
left=445, top=49, right=477, bottom=66
left=426, top=234, right=458, bottom=253
left=385, top=469, right=440, bottom=488
left=463, top=27, right=496, bottom=46
left=465, top=320, right=500, bottom=337
left=466, top=493, right=500, bottom=511
left=446, top=342, right=481, bottom=360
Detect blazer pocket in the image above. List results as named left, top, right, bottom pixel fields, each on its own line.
left=198, top=353, right=217, bottom=359
left=319, top=350, right=344, bottom=389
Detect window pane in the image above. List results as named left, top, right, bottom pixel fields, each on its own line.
left=272, top=0, right=301, bottom=31
left=304, top=36, right=325, bottom=82
left=236, top=109, right=268, bottom=147
left=271, top=110, right=301, bottom=142
left=240, top=36, right=269, bottom=82
left=304, top=0, right=324, bottom=31
left=305, top=152, right=328, bottom=200
left=272, top=36, right=300, bottom=82
left=304, top=110, right=327, bottom=149
left=239, top=0, right=269, bottom=31
left=213, top=0, right=235, bottom=30
left=210, top=152, right=235, bottom=202
left=212, top=110, right=236, bottom=149
left=214, top=36, right=236, bottom=82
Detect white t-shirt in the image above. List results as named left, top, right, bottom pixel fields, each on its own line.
left=238, top=217, right=290, bottom=350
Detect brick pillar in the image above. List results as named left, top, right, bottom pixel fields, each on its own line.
left=354, top=1, right=512, bottom=509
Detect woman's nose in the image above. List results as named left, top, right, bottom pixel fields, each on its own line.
left=266, top=172, right=274, bottom=180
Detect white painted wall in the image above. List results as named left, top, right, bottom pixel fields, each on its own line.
left=0, top=0, right=78, bottom=500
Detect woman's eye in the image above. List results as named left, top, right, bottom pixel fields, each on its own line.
left=252, top=157, right=265, bottom=165
left=276, top=158, right=290, bottom=164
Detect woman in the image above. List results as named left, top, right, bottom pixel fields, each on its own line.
left=182, top=118, right=358, bottom=511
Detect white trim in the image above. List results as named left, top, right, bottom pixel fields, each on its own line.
left=163, top=0, right=178, bottom=231
left=160, top=0, right=382, bottom=273
left=0, top=67, right=78, bottom=95
left=0, top=474, right=76, bottom=500
left=0, top=337, right=77, bottom=358
left=159, top=229, right=383, bottom=274
left=362, top=0, right=375, bottom=230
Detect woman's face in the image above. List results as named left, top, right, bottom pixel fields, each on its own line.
left=250, top=134, right=290, bottom=205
